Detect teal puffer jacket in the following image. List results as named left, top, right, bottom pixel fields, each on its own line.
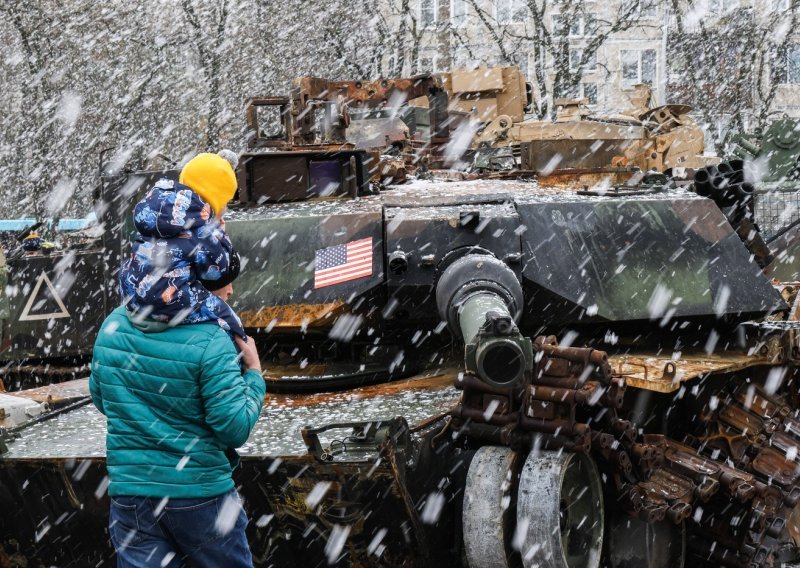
left=89, top=306, right=265, bottom=498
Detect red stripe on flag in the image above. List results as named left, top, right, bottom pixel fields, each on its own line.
left=315, top=261, right=372, bottom=283
left=314, top=237, right=374, bottom=289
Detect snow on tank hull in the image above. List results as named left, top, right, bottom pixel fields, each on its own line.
left=0, top=373, right=466, bottom=567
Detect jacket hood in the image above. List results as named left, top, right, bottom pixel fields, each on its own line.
left=126, top=308, right=170, bottom=333
left=133, top=179, right=213, bottom=238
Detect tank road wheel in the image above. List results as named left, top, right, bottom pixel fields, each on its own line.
left=463, top=446, right=517, bottom=568
left=516, top=451, right=604, bottom=568
left=605, top=513, right=686, bottom=568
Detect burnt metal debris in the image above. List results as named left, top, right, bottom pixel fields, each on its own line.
left=2, top=65, right=800, bottom=567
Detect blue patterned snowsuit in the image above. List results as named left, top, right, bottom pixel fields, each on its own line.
left=118, top=178, right=246, bottom=339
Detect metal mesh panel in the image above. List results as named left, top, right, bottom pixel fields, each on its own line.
left=754, top=189, right=800, bottom=240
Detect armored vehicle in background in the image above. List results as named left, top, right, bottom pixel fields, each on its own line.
left=1, top=73, right=800, bottom=568
left=242, top=65, right=716, bottom=184
left=244, top=71, right=454, bottom=183
left=461, top=69, right=716, bottom=177
left=729, top=117, right=800, bottom=283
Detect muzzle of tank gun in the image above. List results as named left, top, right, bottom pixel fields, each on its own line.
left=435, top=254, right=532, bottom=388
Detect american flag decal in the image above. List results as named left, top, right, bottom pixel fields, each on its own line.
left=314, top=237, right=373, bottom=289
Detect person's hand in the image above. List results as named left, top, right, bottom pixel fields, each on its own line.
left=235, top=336, right=262, bottom=374
left=218, top=215, right=226, bottom=232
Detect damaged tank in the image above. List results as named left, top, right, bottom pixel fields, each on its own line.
left=1, top=73, right=800, bottom=568
left=459, top=66, right=717, bottom=178
left=727, top=117, right=800, bottom=283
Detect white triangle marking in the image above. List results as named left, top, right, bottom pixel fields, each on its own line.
left=19, top=271, right=71, bottom=322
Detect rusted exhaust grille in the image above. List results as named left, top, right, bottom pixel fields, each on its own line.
left=754, top=189, right=800, bottom=240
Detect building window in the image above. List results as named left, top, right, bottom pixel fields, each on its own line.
left=453, top=49, right=470, bottom=68
left=621, top=49, right=657, bottom=89
left=555, top=82, right=596, bottom=103
left=583, top=13, right=598, bottom=35
left=788, top=46, right=800, bottom=83
left=552, top=13, right=597, bottom=37
left=452, top=0, right=467, bottom=26
left=772, top=0, right=790, bottom=9
left=421, top=0, right=437, bottom=28
left=708, top=0, right=738, bottom=13
left=512, top=53, right=529, bottom=78
left=569, top=48, right=597, bottom=71
left=497, top=0, right=528, bottom=23
left=555, top=83, right=579, bottom=99
left=638, top=1, right=657, bottom=18
left=419, top=54, right=437, bottom=73
left=771, top=45, right=800, bottom=84
left=583, top=82, right=598, bottom=104
left=552, top=14, right=566, bottom=36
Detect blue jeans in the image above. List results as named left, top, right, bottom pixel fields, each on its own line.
left=108, top=489, right=253, bottom=567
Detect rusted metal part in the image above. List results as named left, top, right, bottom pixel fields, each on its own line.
left=536, top=168, right=638, bottom=189
left=0, top=453, right=454, bottom=567
left=452, top=405, right=519, bottom=427
left=10, top=377, right=89, bottom=407
left=294, top=76, right=440, bottom=106
left=244, top=96, right=293, bottom=148
left=677, top=379, right=800, bottom=564
left=384, top=442, right=431, bottom=567
left=239, top=301, right=347, bottom=329
left=452, top=333, right=800, bottom=566
left=637, top=469, right=693, bottom=513
left=517, top=415, right=588, bottom=437
left=718, top=402, right=772, bottom=437
left=0, top=364, right=90, bottom=393
left=776, top=282, right=800, bottom=321
left=612, top=418, right=637, bottom=442
left=534, top=337, right=610, bottom=367
left=453, top=372, right=521, bottom=398
left=532, top=374, right=587, bottom=389
left=750, top=448, right=800, bottom=487
left=612, top=352, right=767, bottom=393
left=529, top=384, right=595, bottom=405
left=603, top=379, right=627, bottom=409
left=263, top=369, right=458, bottom=411
left=283, top=74, right=451, bottom=158
left=57, top=461, right=82, bottom=509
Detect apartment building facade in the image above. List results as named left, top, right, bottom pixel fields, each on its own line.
left=387, top=0, right=800, bottom=139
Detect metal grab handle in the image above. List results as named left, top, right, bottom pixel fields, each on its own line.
left=301, top=417, right=409, bottom=462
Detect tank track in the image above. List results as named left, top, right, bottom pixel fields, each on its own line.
left=452, top=335, right=800, bottom=567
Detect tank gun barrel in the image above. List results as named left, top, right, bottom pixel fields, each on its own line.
left=435, top=254, right=532, bottom=387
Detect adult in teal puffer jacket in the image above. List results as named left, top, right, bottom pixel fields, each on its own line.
left=89, top=303, right=265, bottom=567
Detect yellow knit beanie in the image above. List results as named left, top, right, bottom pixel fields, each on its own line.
left=179, top=153, right=237, bottom=215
